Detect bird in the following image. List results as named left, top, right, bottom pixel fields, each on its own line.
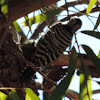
left=21, top=16, right=82, bottom=81
left=31, top=16, right=82, bottom=67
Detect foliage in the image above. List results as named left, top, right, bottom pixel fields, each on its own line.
left=22, top=8, right=62, bottom=27
left=7, top=89, right=20, bottom=100
left=0, top=0, right=8, bottom=19
left=0, top=88, right=39, bottom=100
left=25, top=88, right=39, bottom=100
left=79, top=61, right=92, bottom=100
left=81, top=31, right=100, bottom=39
left=49, top=48, right=77, bottom=100
left=0, top=91, right=7, bottom=100
left=93, top=13, right=100, bottom=30
left=86, top=0, right=97, bottom=15
left=0, top=0, right=100, bottom=100
left=82, top=45, right=100, bottom=70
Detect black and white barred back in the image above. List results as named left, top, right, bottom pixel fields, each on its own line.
left=32, top=17, right=82, bottom=67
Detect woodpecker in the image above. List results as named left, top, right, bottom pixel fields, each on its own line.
left=32, top=17, right=82, bottom=67
left=21, top=17, right=82, bottom=81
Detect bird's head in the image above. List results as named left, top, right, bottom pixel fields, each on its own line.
left=66, top=16, right=82, bottom=33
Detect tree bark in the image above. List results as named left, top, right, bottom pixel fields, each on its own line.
left=8, top=0, right=60, bottom=23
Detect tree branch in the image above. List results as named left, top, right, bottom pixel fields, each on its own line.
left=51, top=54, right=94, bottom=67
left=0, top=0, right=60, bottom=46
left=60, top=6, right=100, bottom=22
left=51, top=54, right=100, bottom=77
left=8, top=0, right=60, bottom=23
left=30, top=4, right=100, bottom=40
left=61, top=0, right=89, bottom=8
left=30, top=0, right=89, bottom=39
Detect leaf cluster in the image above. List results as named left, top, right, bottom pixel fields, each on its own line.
left=0, top=0, right=100, bottom=100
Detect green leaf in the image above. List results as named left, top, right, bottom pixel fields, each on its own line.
left=22, top=8, right=62, bottom=27
left=81, top=31, right=100, bottom=39
left=86, top=0, right=97, bottom=15
left=0, top=91, right=8, bottom=100
left=7, top=89, right=20, bottom=100
left=79, top=62, right=92, bottom=100
left=25, top=88, right=39, bottom=100
left=13, top=21, right=22, bottom=33
left=24, top=16, right=29, bottom=26
left=49, top=47, right=77, bottom=100
left=98, top=50, right=100, bottom=58
left=13, top=21, right=22, bottom=43
left=93, top=13, right=100, bottom=30
left=24, top=16, right=32, bottom=33
left=82, top=45, right=100, bottom=71
left=18, top=33, right=21, bottom=44
left=68, top=47, right=77, bottom=72
left=0, top=0, right=8, bottom=19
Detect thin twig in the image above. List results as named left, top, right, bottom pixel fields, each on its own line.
left=60, top=6, right=100, bottom=22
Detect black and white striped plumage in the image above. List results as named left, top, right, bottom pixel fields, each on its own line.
left=21, top=17, right=82, bottom=81
left=32, top=17, right=82, bottom=67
